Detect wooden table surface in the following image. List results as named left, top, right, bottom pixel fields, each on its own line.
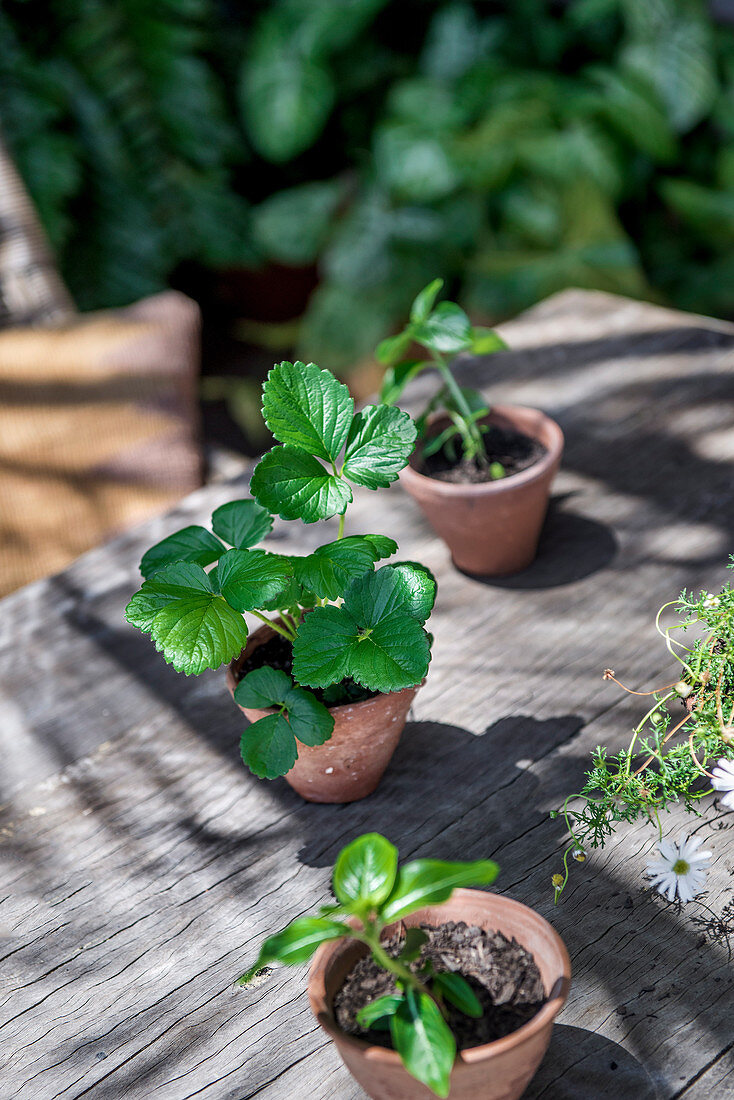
left=3, top=289, right=734, bottom=1100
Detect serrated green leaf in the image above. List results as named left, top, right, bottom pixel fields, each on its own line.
left=237, top=916, right=345, bottom=984
left=470, top=327, right=508, bottom=354
left=262, top=360, right=354, bottom=462
left=235, top=667, right=334, bottom=761
left=390, top=988, right=455, bottom=1098
left=382, top=859, right=499, bottom=923
left=380, top=360, right=432, bottom=406
left=291, top=604, right=354, bottom=687
left=259, top=576, right=318, bottom=612
left=251, top=445, right=353, bottom=523
left=211, top=499, right=274, bottom=549
left=333, top=833, right=398, bottom=907
left=291, top=536, right=379, bottom=600
left=125, top=562, right=215, bottom=631
left=283, top=685, right=334, bottom=746
left=240, top=712, right=298, bottom=779
left=150, top=593, right=249, bottom=675
left=361, top=534, right=398, bottom=561
left=234, top=666, right=293, bottom=709
left=387, top=563, right=437, bottom=624
left=216, top=549, right=292, bottom=611
left=411, top=301, right=473, bottom=354
left=140, top=525, right=225, bottom=579
left=410, top=278, right=444, bottom=323
left=356, top=993, right=404, bottom=1029
left=343, top=405, right=417, bottom=489
left=345, top=565, right=435, bottom=626
left=432, top=972, right=483, bottom=1018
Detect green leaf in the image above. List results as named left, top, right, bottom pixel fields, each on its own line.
left=237, top=916, right=345, bottom=984
left=291, top=604, right=354, bottom=687
left=261, top=360, right=354, bottom=462
left=235, top=667, right=334, bottom=756
left=390, top=988, right=455, bottom=1098
left=432, top=972, right=483, bottom=1018
left=384, top=563, right=437, bottom=624
left=375, top=331, right=413, bottom=367
left=382, top=859, right=499, bottom=923
left=151, top=596, right=248, bottom=675
left=361, top=534, right=398, bottom=561
left=470, top=327, right=508, bottom=354
left=380, top=360, right=432, bottom=406
left=400, top=927, right=428, bottom=962
left=411, top=301, right=473, bottom=354
left=291, top=536, right=379, bottom=601
left=211, top=499, right=274, bottom=549
left=240, top=712, right=298, bottom=779
left=251, top=446, right=352, bottom=523
left=333, top=833, right=399, bottom=907
left=346, top=565, right=435, bottom=626
left=216, top=549, right=292, bottom=611
left=283, top=685, right=334, bottom=746
left=410, top=278, right=444, bottom=323
left=343, top=405, right=417, bottom=489
left=259, top=576, right=318, bottom=613
left=234, top=666, right=293, bottom=709
left=126, top=562, right=215, bottom=631
left=140, top=525, right=225, bottom=579
left=356, top=993, right=404, bottom=1029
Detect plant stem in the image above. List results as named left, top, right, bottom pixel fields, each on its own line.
left=433, top=351, right=487, bottom=463
left=355, top=928, right=433, bottom=1000
left=337, top=512, right=346, bottom=540
left=250, top=610, right=297, bottom=641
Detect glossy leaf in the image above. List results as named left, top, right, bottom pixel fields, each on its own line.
left=140, top=526, right=225, bottom=579
left=125, top=561, right=214, bottom=631
left=261, top=360, right=353, bottom=462
left=346, top=565, right=435, bottom=625
left=390, top=987, right=455, bottom=1098
left=152, top=598, right=248, bottom=675
left=343, top=405, right=417, bottom=489
left=433, top=972, right=483, bottom=1018
left=234, top=666, right=293, bottom=709
left=291, top=536, right=379, bottom=601
left=251, top=445, right=352, bottom=523
left=384, top=563, right=437, bottom=624
left=410, top=278, right=444, bottom=323
left=470, top=327, right=508, bottom=354
left=375, top=331, right=413, bottom=367
left=240, top=712, right=299, bottom=779
left=216, top=549, right=292, bottom=611
left=237, top=916, right=345, bottom=984
left=211, top=499, right=274, bottom=549
left=411, top=301, right=473, bottom=354
left=361, top=534, right=399, bottom=561
left=333, top=833, right=399, bottom=907
left=356, top=993, right=404, bottom=1029
left=235, top=666, right=333, bottom=771
left=382, top=859, right=499, bottom=923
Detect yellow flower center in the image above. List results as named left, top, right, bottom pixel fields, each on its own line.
left=672, top=859, right=690, bottom=875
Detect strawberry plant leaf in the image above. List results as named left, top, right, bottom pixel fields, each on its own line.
left=375, top=331, right=413, bottom=367
left=333, top=833, right=398, bottom=907
left=259, top=576, right=317, bottom=612
left=388, top=562, right=437, bottom=623
left=240, top=713, right=298, bottom=779
left=251, top=445, right=352, bottom=522
left=234, top=666, right=292, bottom=708
left=291, top=536, right=379, bottom=601
left=381, top=859, right=499, bottom=923
left=235, top=667, right=334, bottom=762
left=139, top=526, right=225, bottom=579
left=125, top=562, right=216, bottom=630
left=150, top=593, right=249, bottom=675
left=216, top=549, right=292, bottom=611
left=343, top=405, right=417, bottom=489
left=237, top=916, right=346, bottom=984
left=362, top=534, right=398, bottom=560
left=345, top=565, right=435, bottom=625
left=211, top=499, right=274, bottom=548
left=291, top=604, right=354, bottom=687
left=390, top=988, right=455, bottom=1099
left=262, top=360, right=354, bottom=462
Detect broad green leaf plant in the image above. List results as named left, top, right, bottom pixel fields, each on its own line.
left=238, top=833, right=499, bottom=1098
left=377, top=279, right=508, bottom=476
left=126, top=362, right=435, bottom=782
left=553, top=565, right=734, bottom=901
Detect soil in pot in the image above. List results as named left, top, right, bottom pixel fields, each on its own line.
left=334, top=920, right=546, bottom=1050
left=420, top=426, right=547, bottom=486
left=234, top=631, right=377, bottom=707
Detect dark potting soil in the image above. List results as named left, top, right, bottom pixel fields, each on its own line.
left=334, top=921, right=546, bottom=1050
left=420, top=425, right=546, bottom=485
left=235, top=632, right=377, bottom=707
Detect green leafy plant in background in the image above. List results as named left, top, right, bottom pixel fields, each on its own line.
left=553, top=563, right=734, bottom=900
left=377, top=278, right=507, bottom=473
left=126, top=361, right=434, bottom=779
left=238, top=833, right=499, bottom=1097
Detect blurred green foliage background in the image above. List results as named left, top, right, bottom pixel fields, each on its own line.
left=3, top=0, right=734, bottom=371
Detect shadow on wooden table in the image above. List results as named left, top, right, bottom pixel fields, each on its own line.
left=525, top=1023, right=659, bottom=1099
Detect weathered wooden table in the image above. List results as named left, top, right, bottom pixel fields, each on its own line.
left=3, top=289, right=734, bottom=1100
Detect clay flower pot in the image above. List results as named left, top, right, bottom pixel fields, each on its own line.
left=308, top=889, right=571, bottom=1100
left=400, top=405, right=564, bottom=577
left=226, top=621, right=420, bottom=803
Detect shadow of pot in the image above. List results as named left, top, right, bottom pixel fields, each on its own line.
left=227, top=621, right=420, bottom=803
left=308, top=888, right=571, bottom=1100
left=400, top=405, right=564, bottom=577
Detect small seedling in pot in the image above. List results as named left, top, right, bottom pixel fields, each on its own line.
left=238, top=833, right=499, bottom=1098
left=125, top=362, right=435, bottom=781
left=554, top=563, right=734, bottom=901
left=377, top=278, right=507, bottom=476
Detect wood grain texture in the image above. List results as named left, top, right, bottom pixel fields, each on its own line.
left=3, top=289, right=734, bottom=1099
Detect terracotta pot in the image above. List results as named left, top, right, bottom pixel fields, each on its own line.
left=226, top=622, right=419, bottom=803
left=308, top=889, right=571, bottom=1100
left=400, top=405, right=564, bottom=577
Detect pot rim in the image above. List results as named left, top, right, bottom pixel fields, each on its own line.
left=401, top=403, right=564, bottom=498
left=226, top=621, right=423, bottom=718
left=308, top=888, right=571, bottom=1068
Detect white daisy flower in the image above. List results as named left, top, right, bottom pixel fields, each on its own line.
left=711, top=758, right=734, bottom=811
left=702, top=594, right=720, bottom=610
left=646, top=834, right=711, bottom=904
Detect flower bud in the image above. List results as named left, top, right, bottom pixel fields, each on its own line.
left=674, top=681, right=693, bottom=699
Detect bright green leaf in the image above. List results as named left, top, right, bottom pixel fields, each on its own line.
left=291, top=604, right=354, bottom=687
left=125, top=561, right=215, bottom=631
left=237, top=916, right=345, bottom=984
left=433, top=972, right=483, bottom=1018
left=211, top=499, right=274, bottom=549
left=380, top=359, right=432, bottom=406
left=291, top=536, right=378, bottom=601
left=387, top=562, right=437, bottom=623
left=343, top=405, right=417, bottom=489
left=216, top=549, right=292, bottom=611
left=150, top=593, right=249, bottom=675
left=411, top=301, right=473, bottom=354
left=410, top=278, right=444, bottom=323
left=283, top=685, right=334, bottom=746
left=470, top=327, right=508, bottom=354
left=262, top=360, right=354, bottom=462
left=346, top=565, right=435, bottom=626
left=376, top=331, right=412, bottom=367
left=382, top=859, right=499, bottom=923
left=234, top=666, right=292, bottom=709
left=240, top=712, right=298, bottom=779
left=361, top=534, right=398, bottom=561
left=356, top=993, right=404, bottom=1029
left=140, top=526, right=225, bottom=579
left=251, top=445, right=353, bottom=523
left=390, top=988, right=455, bottom=1098
left=333, top=833, right=399, bottom=907
left=235, top=667, right=334, bottom=754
